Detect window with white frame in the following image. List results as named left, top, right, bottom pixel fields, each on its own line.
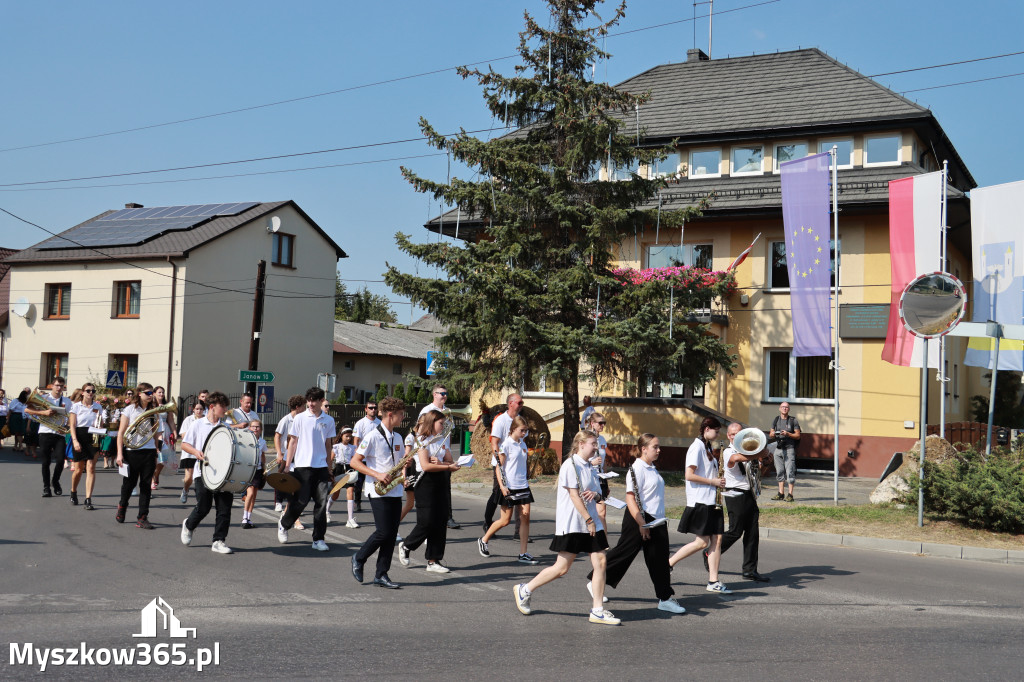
left=817, top=138, right=853, bottom=168
left=645, top=243, right=713, bottom=269
left=766, top=349, right=834, bottom=402
left=774, top=142, right=809, bottom=172
left=611, top=159, right=641, bottom=181
left=731, top=145, right=764, bottom=175
left=523, top=367, right=564, bottom=395
left=769, top=239, right=841, bottom=289
left=650, top=152, right=681, bottom=178
left=689, top=148, right=721, bottom=178
left=864, top=133, right=901, bottom=166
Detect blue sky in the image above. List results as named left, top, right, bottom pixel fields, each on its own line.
left=1, top=0, right=1021, bottom=321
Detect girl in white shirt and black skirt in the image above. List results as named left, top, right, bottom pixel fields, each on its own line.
left=513, top=429, right=620, bottom=626
left=478, top=416, right=538, bottom=565
left=669, top=416, right=732, bottom=594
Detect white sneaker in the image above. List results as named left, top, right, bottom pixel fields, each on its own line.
left=398, top=542, right=411, bottom=567
left=513, top=583, right=532, bottom=615
left=426, top=562, right=450, bottom=574
left=311, top=540, right=329, bottom=552
left=180, top=520, right=192, bottom=546
left=657, top=598, right=686, bottom=614
left=706, top=581, right=733, bottom=594
left=274, top=502, right=283, bottom=512
left=326, top=512, right=331, bottom=523
left=587, top=581, right=609, bottom=604
left=589, top=608, right=621, bottom=626
left=277, top=523, right=288, bottom=544
left=345, top=518, right=360, bottom=528
left=211, top=540, right=233, bottom=554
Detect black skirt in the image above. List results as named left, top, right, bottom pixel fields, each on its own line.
left=677, top=502, right=725, bottom=536
left=501, top=487, right=534, bottom=507
left=549, top=531, right=609, bottom=554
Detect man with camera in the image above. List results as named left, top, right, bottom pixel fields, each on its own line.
left=769, top=402, right=800, bottom=502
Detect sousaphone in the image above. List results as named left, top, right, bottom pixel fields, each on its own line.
left=732, top=427, right=767, bottom=455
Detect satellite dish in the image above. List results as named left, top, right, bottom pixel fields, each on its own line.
left=12, top=297, right=30, bottom=318
left=266, top=216, right=282, bottom=233
left=899, top=272, right=966, bottom=339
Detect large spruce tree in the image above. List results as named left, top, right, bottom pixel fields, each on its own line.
left=386, top=0, right=734, bottom=453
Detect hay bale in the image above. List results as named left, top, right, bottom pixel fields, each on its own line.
left=470, top=404, right=551, bottom=460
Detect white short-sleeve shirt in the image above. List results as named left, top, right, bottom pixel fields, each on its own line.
left=120, top=404, right=157, bottom=449
left=500, top=436, right=529, bottom=489
left=288, top=409, right=336, bottom=468
left=69, top=401, right=102, bottom=430
left=404, top=432, right=448, bottom=473
left=723, top=446, right=751, bottom=497
left=333, top=441, right=355, bottom=465
left=356, top=425, right=404, bottom=498
left=591, top=434, right=608, bottom=472
left=418, top=403, right=451, bottom=449
left=555, top=454, right=603, bottom=535
left=353, top=415, right=381, bottom=444
left=684, top=439, right=719, bottom=507
left=182, top=415, right=223, bottom=479
left=275, top=413, right=297, bottom=470
left=233, top=408, right=259, bottom=426
left=37, top=394, right=73, bottom=435
left=627, top=459, right=666, bottom=518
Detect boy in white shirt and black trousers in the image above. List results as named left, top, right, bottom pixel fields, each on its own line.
left=717, top=422, right=771, bottom=582
left=25, top=377, right=72, bottom=498
left=349, top=396, right=406, bottom=589
left=277, top=387, right=336, bottom=552
left=180, top=392, right=235, bottom=554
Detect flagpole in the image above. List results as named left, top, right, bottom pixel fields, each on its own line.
left=831, top=146, right=840, bottom=505
left=939, top=160, right=948, bottom=439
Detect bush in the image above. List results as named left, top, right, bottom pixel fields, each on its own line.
left=375, top=385, right=389, bottom=404
left=393, top=383, right=406, bottom=402
left=905, top=445, right=1024, bottom=534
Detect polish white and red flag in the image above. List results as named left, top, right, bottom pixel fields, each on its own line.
left=881, top=171, right=943, bottom=367
left=727, top=232, right=761, bottom=271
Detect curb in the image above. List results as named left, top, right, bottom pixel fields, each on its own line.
left=759, top=527, right=1024, bottom=566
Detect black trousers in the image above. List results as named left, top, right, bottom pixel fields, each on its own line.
left=186, top=476, right=233, bottom=542
left=720, top=490, right=760, bottom=573
left=118, top=449, right=157, bottom=519
left=39, top=432, right=66, bottom=488
left=483, top=466, right=500, bottom=526
left=356, top=496, right=401, bottom=579
left=280, top=466, right=330, bottom=542
left=592, top=510, right=674, bottom=601
left=403, top=472, right=449, bottom=561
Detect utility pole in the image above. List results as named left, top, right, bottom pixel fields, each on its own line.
left=245, top=260, right=267, bottom=396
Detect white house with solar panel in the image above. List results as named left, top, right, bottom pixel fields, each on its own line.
left=1, top=200, right=346, bottom=403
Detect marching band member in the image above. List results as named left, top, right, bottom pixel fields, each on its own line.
left=349, top=396, right=406, bottom=589
left=151, top=386, right=176, bottom=490
left=273, top=395, right=305, bottom=513
left=351, top=400, right=381, bottom=513
left=585, top=411, right=609, bottom=529
left=419, top=385, right=460, bottom=529
left=590, top=434, right=685, bottom=614
left=177, top=403, right=204, bottom=503
left=0, top=388, right=8, bottom=449
left=241, top=420, right=268, bottom=529
left=231, top=393, right=258, bottom=429
left=478, top=416, right=538, bottom=564
left=328, top=427, right=358, bottom=527
left=486, top=393, right=525, bottom=534
left=9, top=389, right=28, bottom=453
left=398, top=410, right=460, bottom=573
left=668, top=417, right=732, bottom=594
left=197, top=389, right=209, bottom=413
left=278, top=387, right=336, bottom=552
left=513, top=430, right=620, bottom=626
left=718, top=422, right=771, bottom=582
left=115, top=383, right=159, bottom=528
left=68, top=383, right=103, bottom=510
left=25, top=377, right=72, bottom=498
left=180, top=392, right=235, bottom=554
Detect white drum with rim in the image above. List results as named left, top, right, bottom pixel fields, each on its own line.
left=202, top=425, right=260, bottom=493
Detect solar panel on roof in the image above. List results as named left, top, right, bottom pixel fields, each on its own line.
left=35, top=201, right=260, bottom=250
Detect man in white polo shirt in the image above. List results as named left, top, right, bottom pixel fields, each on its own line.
left=278, top=386, right=336, bottom=552
left=349, top=396, right=406, bottom=589
left=180, top=392, right=234, bottom=554
left=351, top=400, right=381, bottom=513
left=231, top=393, right=258, bottom=429
left=419, top=384, right=460, bottom=530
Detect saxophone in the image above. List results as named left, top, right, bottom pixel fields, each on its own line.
left=123, top=401, right=177, bottom=450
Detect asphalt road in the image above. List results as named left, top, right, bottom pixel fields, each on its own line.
left=2, top=450, right=1021, bottom=680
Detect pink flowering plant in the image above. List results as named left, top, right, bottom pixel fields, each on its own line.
left=611, top=264, right=737, bottom=296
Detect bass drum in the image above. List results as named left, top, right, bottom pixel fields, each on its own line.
left=202, top=425, right=260, bottom=493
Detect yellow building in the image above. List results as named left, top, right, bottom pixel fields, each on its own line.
left=429, top=49, right=982, bottom=476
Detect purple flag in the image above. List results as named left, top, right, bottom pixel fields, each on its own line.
left=781, top=152, right=832, bottom=357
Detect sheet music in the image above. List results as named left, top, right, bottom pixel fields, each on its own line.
left=603, top=496, right=627, bottom=509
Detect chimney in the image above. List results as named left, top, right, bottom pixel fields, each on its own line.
left=125, top=203, right=144, bottom=209
left=687, top=48, right=710, bottom=63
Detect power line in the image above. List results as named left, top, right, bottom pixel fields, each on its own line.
left=870, top=49, right=1024, bottom=77
left=902, top=71, right=1024, bottom=94
left=0, top=0, right=781, bottom=155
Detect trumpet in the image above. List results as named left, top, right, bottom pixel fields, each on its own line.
left=26, top=390, right=70, bottom=435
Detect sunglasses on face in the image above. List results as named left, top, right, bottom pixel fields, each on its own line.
left=435, top=391, right=447, bottom=396
left=595, top=421, right=606, bottom=425
left=84, top=389, right=95, bottom=393
left=141, top=391, right=154, bottom=396
left=367, top=406, right=377, bottom=410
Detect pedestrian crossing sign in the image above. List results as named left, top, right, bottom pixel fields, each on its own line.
left=105, top=370, right=125, bottom=389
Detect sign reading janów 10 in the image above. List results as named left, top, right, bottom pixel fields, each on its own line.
left=238, top=370, right=275, bottom=383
